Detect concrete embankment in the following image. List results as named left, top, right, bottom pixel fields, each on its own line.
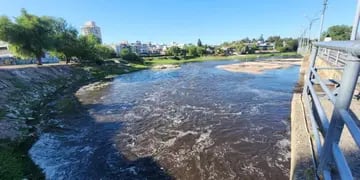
left=289, top=55, right=316, bottom=179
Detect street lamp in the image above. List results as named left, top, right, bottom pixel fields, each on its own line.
left=318, top=0, right=328, bottom=41
left=298, top=27, right=307, bottom=54
left=351, top=0, right=360, bottom=40
left=305, top=16, right=320, bottom=50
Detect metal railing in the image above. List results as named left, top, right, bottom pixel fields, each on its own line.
left=318, top=47, right=347, bottom=66
left=303, top=40, right=360, bottom=179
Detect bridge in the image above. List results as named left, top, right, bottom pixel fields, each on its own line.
left=291, top=1, right=360, bottom=179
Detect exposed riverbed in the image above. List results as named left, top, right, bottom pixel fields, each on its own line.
left=30, top=60, right=300, bottom=179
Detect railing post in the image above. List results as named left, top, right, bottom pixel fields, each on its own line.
left=336, top=51, right=340, bottom=65
left=318, top=53, right=360, bottom=178
left=303, top=46, right=319, bottom=95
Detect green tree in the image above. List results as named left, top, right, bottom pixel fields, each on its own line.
left=180, top=48, right=187, bottom=58
left=77, top=35, right=100, bottom=62
left=267, top=36, right=281, bottom=43
left=197, top=38, right=203, bottom=47
left=196, top=46, right=206, bottom=56
left=96, top=45, right=115, bottom=60
left=240, top=37, right=250, bottom=43
left=167, top=46, right=181, bottom=56
left=120, top=48, right=142, bottom=63
left=215, top=47, right=225, bottom=56
left=0, top=9, right=59, bottom=65
left=258, top=34, right=264, bottom=42
left=51, top=18, right=79, bottom=63
left=286, top=39, right=298, bottom=51
left=235, top=44, right=245, bottom=53
left=240, top=46, right=249, bottom=54
left=120, top=48, right=131, bottom=57
left=186, top=45, right=199, bottom=57
left=275, top=38, right=298, bottom=52
left=321, top=25, right=352, bottom=40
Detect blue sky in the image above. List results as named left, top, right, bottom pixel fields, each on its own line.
left=0, top=0, right=357, bottom=45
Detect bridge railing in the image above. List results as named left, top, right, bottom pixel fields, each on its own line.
left=318, top=47, right=347, bottom=66
left=303, top=40, right=360, bottom=180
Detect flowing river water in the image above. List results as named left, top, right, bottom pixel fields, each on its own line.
left=30, top=60, right=300, bottom=180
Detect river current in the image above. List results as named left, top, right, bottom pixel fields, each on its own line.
left=30, top=60, right=299, bottom=179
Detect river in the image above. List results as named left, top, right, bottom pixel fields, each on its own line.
left=30, top=60, right=300, bottom=180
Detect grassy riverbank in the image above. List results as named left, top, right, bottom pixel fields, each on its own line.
left=144, top=52, right=299, bottom=66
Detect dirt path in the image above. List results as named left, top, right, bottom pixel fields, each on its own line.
left=0, top=62, right=73, bottom=69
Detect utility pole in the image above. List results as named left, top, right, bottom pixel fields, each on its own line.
left=318, top=0, right=328, bottom=41
left=351, top=0, right=360, bottom=40
left=306, top=17, right=320, bottom=51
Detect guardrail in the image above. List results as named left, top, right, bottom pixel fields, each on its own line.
left=318, top=47, right=347, bottom=66
left=303, top=40, right=360, bottom=179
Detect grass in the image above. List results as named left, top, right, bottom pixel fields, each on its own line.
left=81, top=63, right=148, bottom=80
left=144, top=52, right=299, bottom=66
left=304, top=168, right=315, bottom=180
left=0, top=138, right=44, bottom=180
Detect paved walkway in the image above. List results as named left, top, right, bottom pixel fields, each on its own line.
left=0, top=62, right=73, bottom=69
left=318, top=93, right=360, bottom=178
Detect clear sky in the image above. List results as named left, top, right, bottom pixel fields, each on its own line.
left=0, top=0, right=357, bottom=45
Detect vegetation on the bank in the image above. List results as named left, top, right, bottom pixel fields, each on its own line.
left=0, top=138, right=44, bottom=179
left=144, top=52, right=299, bottom=66
left=0, top=9, right=115, bottom=65
left=220, top=35, right=299, bottom=53
left=321, top=25, right=352, bottom=41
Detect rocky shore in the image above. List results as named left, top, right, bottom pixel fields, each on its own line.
left=0, top=64, right=95, bottom=179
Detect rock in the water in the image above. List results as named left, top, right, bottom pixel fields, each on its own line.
left=152, top=64, right=180, bottom=70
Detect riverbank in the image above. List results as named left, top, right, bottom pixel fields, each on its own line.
left=0, top=63, right=146, bottom=179
left=144, top=52, right=299, bottom=66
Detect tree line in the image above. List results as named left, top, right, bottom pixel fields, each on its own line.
left=0, top=9, right=115, bottom=65
left=321, top=25, right=352, bottom=41
left=220, top=35, right=299, bottom=53
left=166, top=41, right=208, bottom=58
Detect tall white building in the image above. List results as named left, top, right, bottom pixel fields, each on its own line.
left=81, top=21, right=102, bottom=43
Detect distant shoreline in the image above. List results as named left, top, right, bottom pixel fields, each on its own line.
left=143, top=52, right=300, bottom=66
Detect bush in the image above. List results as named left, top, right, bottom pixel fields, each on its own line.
left=122, top=53, right=143, bottom=63
left=120, top=48, right=144, bottom=63
left=277, top=47, right=290, bottom=53
left=171, top=56, right=180, bottom=60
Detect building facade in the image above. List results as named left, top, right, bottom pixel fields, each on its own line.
left=107, top=41, right=171, bottom=57
left=81, top=21, right=102, bottom=43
